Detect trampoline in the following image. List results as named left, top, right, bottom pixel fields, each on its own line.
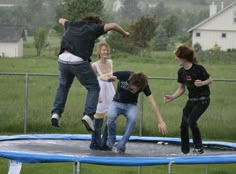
left=0, top=134, right=236, bottom=174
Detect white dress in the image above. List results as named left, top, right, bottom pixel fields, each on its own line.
left=93, top=60, right=115, bottom=118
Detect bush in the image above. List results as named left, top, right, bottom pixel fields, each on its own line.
left=193, top=42, right=202, bottom=53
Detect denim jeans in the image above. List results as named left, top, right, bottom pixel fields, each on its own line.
left=51, top=62, right=100, bottom=118
left=106, top=101, right=137, bottom=152
left=90, top=118, right=108, bottom=149
left=180, top=99, right=210, bottom=153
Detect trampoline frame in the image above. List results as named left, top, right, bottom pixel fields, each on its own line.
left=0, top=134, right=236, bottom=174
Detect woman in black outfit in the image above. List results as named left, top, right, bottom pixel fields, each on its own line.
left=164, top=44, right=213, bottom=154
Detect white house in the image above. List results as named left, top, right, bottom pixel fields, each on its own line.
left=188, top=2, right=236, bottom=51
left=0, top=26, right=25, bottom=58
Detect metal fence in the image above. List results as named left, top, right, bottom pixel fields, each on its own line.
left=0, top=72, right=236, bottom=140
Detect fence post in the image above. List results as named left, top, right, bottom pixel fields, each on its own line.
left=139, top=93, right=144, bottom=136
left=24, top=73, right=29, bottom=134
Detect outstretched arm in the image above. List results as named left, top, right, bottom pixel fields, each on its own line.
left=104, top=23, right=130, bottom=37
left=164, top=83, right=185, bottom=103
left=99, top=74, right=117, bottom=82
left=147, top=95, right=168, bottom=135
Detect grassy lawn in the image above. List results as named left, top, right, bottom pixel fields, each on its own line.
left=0, top=158, right=236, bottom=174
left=0, top=52, right=235, bottom=139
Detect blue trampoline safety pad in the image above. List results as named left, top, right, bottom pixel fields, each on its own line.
left=0, top=134, right=235, bottom=166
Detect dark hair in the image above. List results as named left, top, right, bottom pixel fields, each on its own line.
left=175, top=45, right=198, bottom=64
left=128, top=72, right=148, bottom=90
left=81, top=13, right=103, bottom=24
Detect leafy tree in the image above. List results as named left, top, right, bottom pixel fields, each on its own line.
left=106, top=22, right=134, bottom=53
left=34, top=27, right=47, bottom=56
left=131, top=16, right=156, bottom=51
left=54, top=0, right=104, bottom=34
left=154, top=25, right=168, bottom=50
left=180, top=9, right=208, bottom=32
left=57, top=0, right=103, bottom=21
left=107, top=32, right=134, bottom=53
left=161, top=14, right=180, bottom=38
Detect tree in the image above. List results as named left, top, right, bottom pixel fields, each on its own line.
left=161, top=14, right=180, bottom=38
left=34, top=27, right=47, bottom=56
left=57, top=0, right=104, bottom=21
left=154, top=25, right=168, bottom=51
left=54, top=0, right=104, bottom=34
left=131, top=16, right=156, bottom=51
left=106, top=22, right=134, bottom=53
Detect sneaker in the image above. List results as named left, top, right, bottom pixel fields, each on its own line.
left=82, top=115, right=95, bottom=132
left=51, top=113, right=60, bottom=127
left=193, top=148, right=204, bottom=154
left=181, top=149, right=190, bottom=154
left=112, top=146, right=122, bottom=154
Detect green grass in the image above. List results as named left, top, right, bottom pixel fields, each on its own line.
left=0, top=59, right=235, bottom=139
left=0, top=158, right=236, bottom=174
left=0, top=37, right=236, bottom=173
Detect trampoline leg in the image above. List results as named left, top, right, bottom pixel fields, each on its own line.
left=8, top=160, right=22, bottom=174
left=168, top=161, right=175, bottom=174
left=73, top=161, right=80, bottom=174
left=204, top=164, right=209, bottom=174
left=138, top=166, right=142, bottom=174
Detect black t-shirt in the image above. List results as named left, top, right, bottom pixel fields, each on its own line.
left=58, top=20, right=106, bottom=61
left=177, top=64, right=210, bottom=98
left=113, top=71, right=152, bottom=105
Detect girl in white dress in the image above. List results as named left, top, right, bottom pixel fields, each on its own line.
left=90, top=43, right=116, bottom=150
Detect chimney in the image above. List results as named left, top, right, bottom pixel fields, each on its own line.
left=221, top=1, right=224, bottom=10
left=209, top=2, right=217, bottom=17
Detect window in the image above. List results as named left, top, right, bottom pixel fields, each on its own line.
left=222, top=33, right=226, bottom=38
left=234, top=11, right=236, bottom=23
left=196, top=32, right=201, bottom=37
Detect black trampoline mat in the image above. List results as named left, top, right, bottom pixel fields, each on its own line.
left=0, top=139, right=235, bottom=157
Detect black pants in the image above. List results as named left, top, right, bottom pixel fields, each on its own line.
left=180, top=99, right=210, bottom=154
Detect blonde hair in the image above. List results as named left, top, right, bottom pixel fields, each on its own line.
left=96, top=43, right=111, bottom=59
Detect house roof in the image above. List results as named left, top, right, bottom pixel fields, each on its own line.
left=0, top=25, right=25, bottom=42
left=188, top=1, right=236, bottom=32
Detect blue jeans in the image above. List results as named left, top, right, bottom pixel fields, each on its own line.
left=51, top=62, right=100, bottom=118
left=106, top=101, right=137, bottom=152
left=90, top=118, right=108, bottom=149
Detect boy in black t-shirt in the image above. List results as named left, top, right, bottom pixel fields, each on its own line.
left=164, top=45, right=213, bottom=154
left=103, top=71, right=168, bottom=153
